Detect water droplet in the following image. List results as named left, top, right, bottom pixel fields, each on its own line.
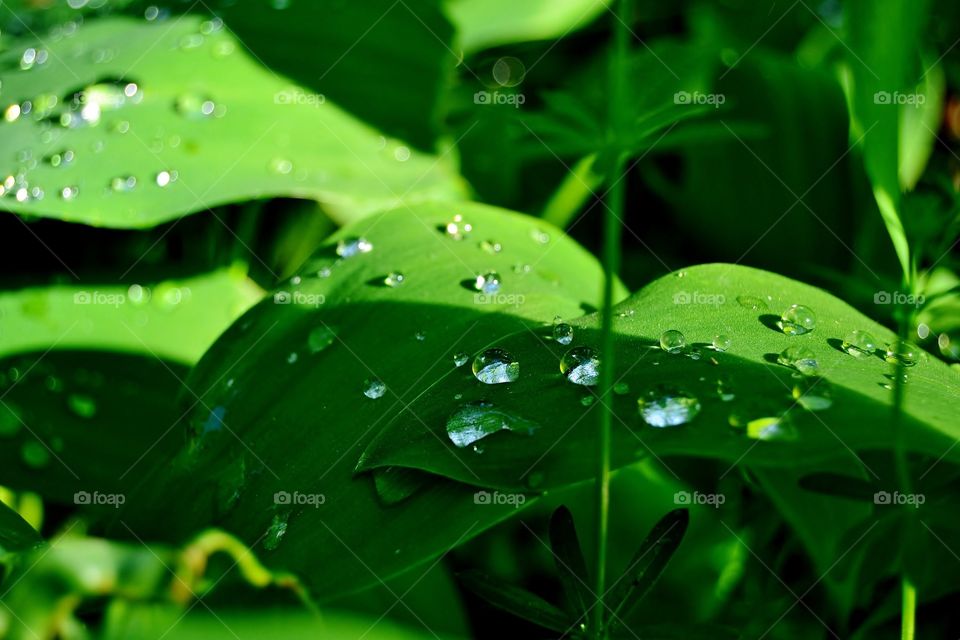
left=480, top=239, right=502, bottom=254
left=729, top=407, right=796, bottom=441
left=777, top=346, right=820, bottom=376
left=792, top=377, right=833, bottom=411
left=737, top=295, right=768, bottom=311
left=553, top=322, right=573, bottom=345
left=336, top=237, right=373, bottom=258
left=175, top=92, right=218, bottom=119
left=263, top=511, right=289, bottom=550
left=384, top=272, right=405, bottom=287
left=840, top=330, right=877, bottom=357
left=21, top=440, right=50, bottom=469
left=286, top=352, right=298, bottom=364
left=581, top=395, right=595, bottom=406
left=531, top=228, right=550, bottom=244
left=560, top=347, right=600, bottom=386
left=45, top=149, right=75, bottom=168
left=67, top=393, right=97, bottom=418
left=472, top=348, right=520, bottom=384
left=363, top=378, right=387, bottom=399
left=712, top=334, right=731, bottom=352
left=659, top=329, right=686, bottom=354
left=444, top=214, right=472, bottom=240
left=60, top=185, right=79, bottom=200
left=613, top=382, right=630, bottom=395
left=393, top=146, right=410, bottom=162
left=308, top=326, right=336, bottom=353
left=269, top=157, right=293, bottom=175
left=778, top=304, right=816, bottom=335
left=474, top=271, right=501, bottom=295
left=446, top=401, right=539, bottom=447
left=637, top=385, right=701, bottom=427
left=715, top=375, right=735, bottom=401
left=110, top=175, right=137, bottom=192
left=453, top=352, right=469, bottom=367
left=884, top=341, right=921, bottom=367
left=155, top=170, right=177, bottom=187
left=3, top=104, right=21, bottom=122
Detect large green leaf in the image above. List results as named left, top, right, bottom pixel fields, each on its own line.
left=0, top=267, right=261, bottom=364
left=0, top=16, right=465, bottom=229
left=359, top=263, right=960, bottom=490
left=0, top=500, right=41, bottom=557
left=111, top=202, right=625, bottom=600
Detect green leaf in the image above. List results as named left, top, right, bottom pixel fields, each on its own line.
left=0, top=351, right=187, bottom=505
left=359, top=263, right=960, bottom=490
left=0, top=500, right=41, bottom=557
left=111, top=202, right=624, bottom=600
left=797, top=471, right=878, bottom=502
left=605, top=509, right=689, bottom=629
left=549, top=505, right=592, bottom=618
left=458, top=570, right=572, bottom=633
left=0, top=267, right=261, bottom=365
left=0, top=16, right=465, bottom=229
left=447, top=0, right=607, bottom=54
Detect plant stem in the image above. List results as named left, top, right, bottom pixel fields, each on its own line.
left=593, top=2, right=630, bottom=638
left=901, top=576, right=916, bottom=640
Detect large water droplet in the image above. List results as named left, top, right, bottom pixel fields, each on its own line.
left=363, top=378, right=386, bottom=399
left=778, top=304, right=816, bottom=335
left=560, top=347, right=600, bottom=386
left=472, top=348, right=520, bottom=384
left=777, top=346, right=820, bottom=376
left=553, top=321, right=573, bottom=345
left=637, top=385, right=701, bottom=427
left=474, top=271, right=501, bottom=295
left=446, top=401, right=539, bottom=447
left=659, top=329, right=686, bottom=354
left=336, top=237, right=373, bottom=258
left=841, top=329, right=877, bottom=357
left=884, top=341, right=921, bottom=367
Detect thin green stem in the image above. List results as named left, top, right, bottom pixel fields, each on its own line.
left=593, top=2, right=630, bottom=638
left=901, top=576, right=916, bottom=640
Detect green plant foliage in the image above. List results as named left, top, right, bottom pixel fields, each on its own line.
left=0, top=16, right=465, bottom=228
left=0, top=501, right=41, bottom=557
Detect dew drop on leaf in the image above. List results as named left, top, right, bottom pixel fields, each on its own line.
left=712, top=334, right=731, bottom=352
left=553, top=321, right=573, bottom=345
left=792, top=377, right=833, bottom=411
left=307, top=326, right=336, bottom=353
left=363, top=378, right=386, bottom=399
left=777, top=346, right=820, bottom=376
left=778, top=304, right=816, bottom=335
left=474, top=271, right=501, bottom=295
left=659, top=329, right=686, bottom=354
left=884, top=341, right=921, bottom=367
left=453, top=352, right=469, bottom=367
left=336, top=237, right=373, bottom=258
left=445, top=401, right=539, bottom=448
left=637, top=385, right=701, bottom=427
left=383, top=272, right=405, bottom=288
left=736, top=295, right=768, bottom=311
left=263, top=511, right=289, bottom=551
left=472, top=348, right=519, bottom=384
left=841, top=329, right=878, bottom=357
left=560, top=346, right=600, bottom=386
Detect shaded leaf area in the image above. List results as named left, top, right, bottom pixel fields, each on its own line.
left=0, top=16, right=465, bottom=228
left=360, top=264, right=960, bottom=490
left=109, top=203, right=625, bottom=599
left=0, top=500, right=41, bottom=557
left=0, top=350, right=187, bottom=506
left=0, top=267, right=262, bottom=365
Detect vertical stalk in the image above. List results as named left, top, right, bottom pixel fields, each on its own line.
left=593, top=1, right=630, bottom=638
left=901, top=576, right=916, bottom=640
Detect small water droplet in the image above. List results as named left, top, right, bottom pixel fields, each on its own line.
left=792, top=377, right=833, bottom=411
left=110, top=175, right=137, bottom=192
left=474, top=271, right=501, bottom=295
left=384, top=272, right=405, bottom=287
left=659, top=329, right=686, bottom=354
left=363, top=378, right=387, bottom=399
left=155, top=170, right=177, bottom=187
left=712, top=334, right=731, bottom=352
left=415, top=331, right=426, bottom=342
left=336, top=237, right=373, bottom=258
left=737, top=295, right=768, bottom=311
left=60, top=185, right=79, bottom=200
left=45, top=149, right=76, bottom=168
left=263, top=511, right=289, bottom=550
left=715, top=375, right=735, bottom=401
left=175, top=92, right=219, bottom=119
left=777, top=346, right=820, bottom=376
left=581, top=395, right=595, bottom=406
left=472, top=348, right=520, bottom=384
left=446, top=401, right=539, bottom=447
left=531, top=228, right=550, bottom=244
left=553, top=322, right=573, bottom=345
left=637, top=385, right=701, bottom=427
left=480, top=239, right=502, bottom=254
left=778, top=304, right=816, bottom=335
left=729, top=406, right=796, bottom=441
left=444, top=214, right=472, bottom=240
left=884, top=341, right=921, bottom=367
left=269, top=157, right=293, bottom=175
left=613, top=381, right=630, bottom=395
left=286, top=352, right=298, bottom=364
left=308, top=326, right=336, bottom=353
left=453, top=352, right=469, bottom=367
left=560, top=347, right=600, bottom=386
left=3, top=104, right=21, bottom=122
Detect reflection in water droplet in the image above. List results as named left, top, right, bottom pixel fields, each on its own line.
left=841, top=329, right=877, bottom=357
left=336, top=237, right=373, bottom=258
left=736, top=295, right=768, bottom=311
left=712, top=334, right=731, bottom=352
left=472, top=348, right=520, bottom=384
left=884, top=341, right=921, bottom=367
left=792, top=377, right=833, bottom=411
left=715, top=375, right=735, bottom=401
left=263, top=511, right=289, bottom=550
left=777, top=346, right=820, bottom=376
left=363, top=378, right=386, bottom=399
left=729, top=405, right=796, bottom=441
left=384, top=272, right=405, bottom=288
left=778, top=304, right=816, bottom=335
left=453, top=352, right=469, bottom=367
left=474, top=271, right=501, bottom=295
left=560, top=347, right=600, bottom=386
left=446, top=401, right=539, bottom=448
left=638, top=385, right=701, bottom=427
left=444, top=214, right=472, bottom=240
left=659, top=329, right=686, bottom=354
left=155, top=170, right=178, bottom=187
left=553, top=322, right=573, bottom=345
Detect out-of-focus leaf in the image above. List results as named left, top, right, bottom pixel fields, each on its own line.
left=458, top=570, right=572, bottom=633
left=0, top=16, right=465, bottom=229
left=0, top=500, right=41, bottom=557
left=548, top=505, right=592, bottom=618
